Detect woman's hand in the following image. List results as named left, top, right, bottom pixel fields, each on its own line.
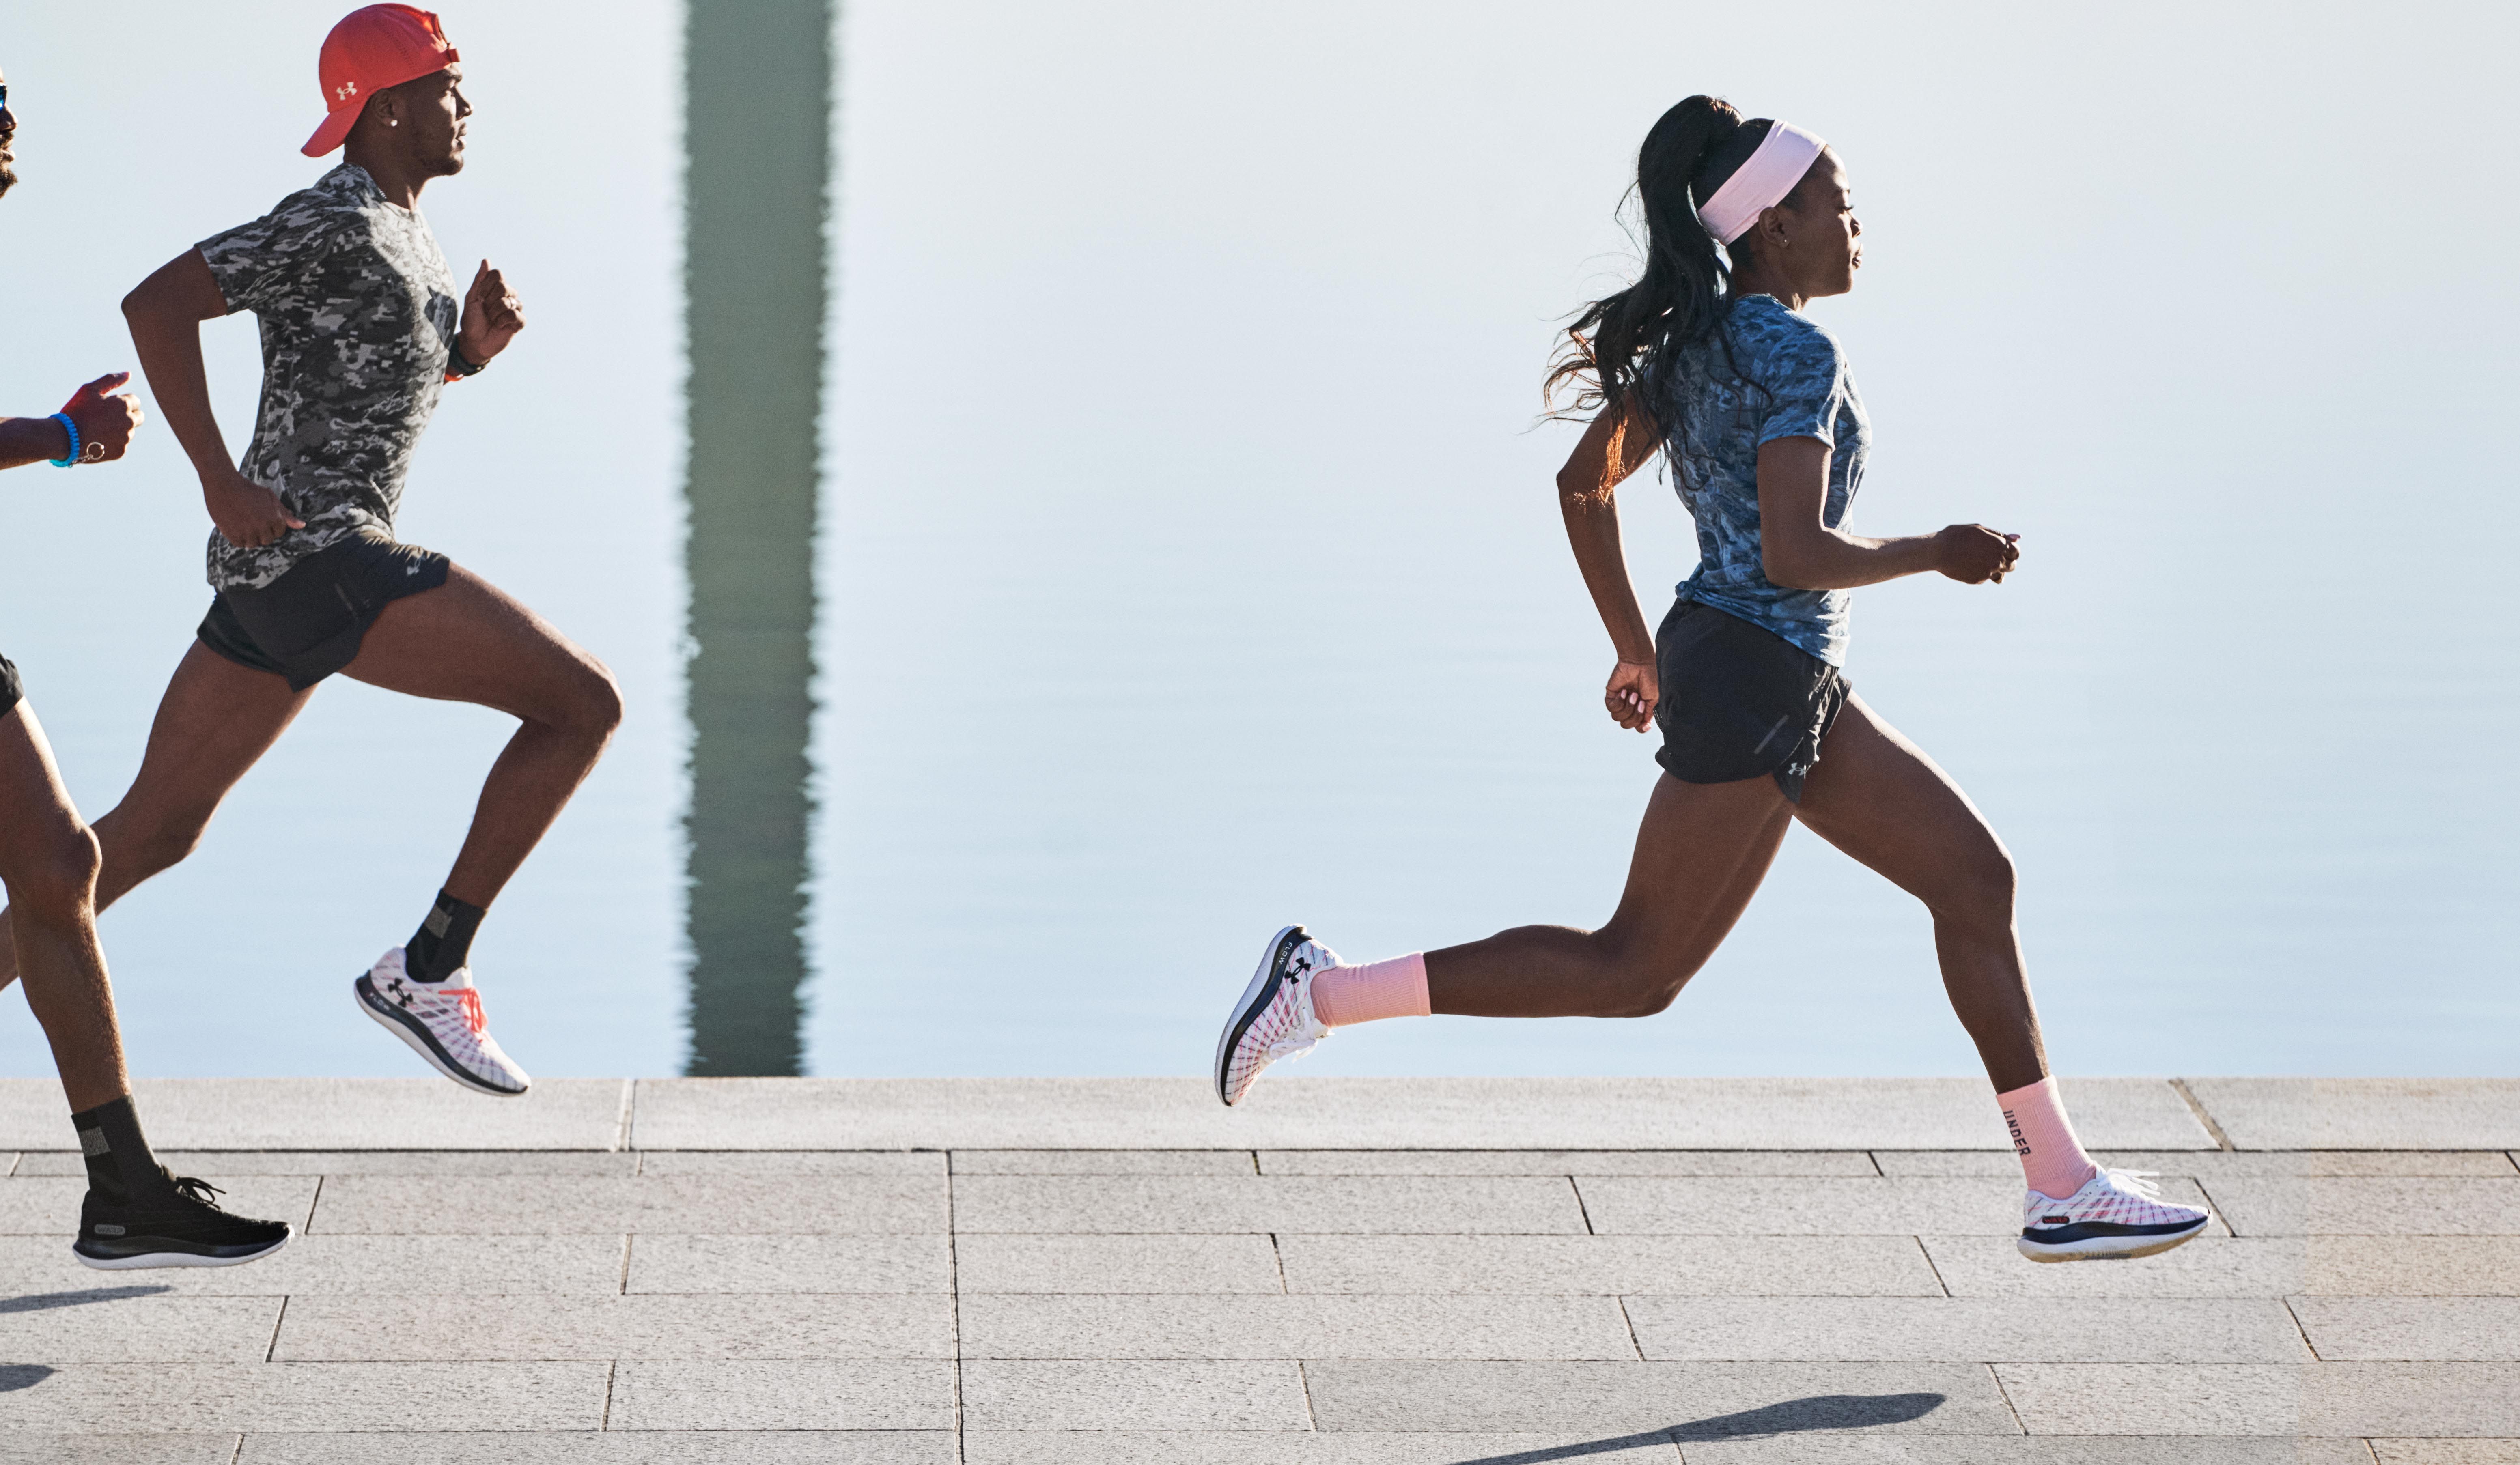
left=1605, top=657, right=1658, bottom=732
left=202, top=465, right=304, bottom=549
left=1933, top=524, right=2021, bottom=585
left=60, top=372, right=146, bottom=463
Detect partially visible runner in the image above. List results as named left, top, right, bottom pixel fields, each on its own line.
left=1215, top=96, right=2210, bottom=1264
left=0, top=6, right=621, bottom=1097
left=0, top=63, right=292, bottom=1267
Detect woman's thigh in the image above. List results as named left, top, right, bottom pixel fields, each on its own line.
left=1790, top=694, right=2013, bottom=912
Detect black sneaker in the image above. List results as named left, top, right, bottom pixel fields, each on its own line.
left=73, top=1173, right=294, bottom=1270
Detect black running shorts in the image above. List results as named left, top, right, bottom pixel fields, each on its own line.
left=0, top=651, right=20, bottom=721
left=197, top=531, right=452, bottom=691
left=1652, top=598, right=1851, bottom=803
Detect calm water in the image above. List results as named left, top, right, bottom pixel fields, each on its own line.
left=2, top=2, right=2513, bottom=1083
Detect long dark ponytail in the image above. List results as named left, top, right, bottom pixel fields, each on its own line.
left=1545, top=95, right=1777, bottom=439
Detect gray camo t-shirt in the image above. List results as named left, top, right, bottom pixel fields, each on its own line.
left=196, top=163, right=460, bottom=591
left=1659, top=293, right=1870, bottom=666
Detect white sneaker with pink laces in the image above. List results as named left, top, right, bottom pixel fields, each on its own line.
left=2018, top=1168, right=2210, bottom=1262
left=354, top=948, right=532, bottom=1098
left=1214, top=925, right=1338, bottom=1107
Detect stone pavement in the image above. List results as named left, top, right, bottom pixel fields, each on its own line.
left=0, top=1076, right=2513, bottom=1462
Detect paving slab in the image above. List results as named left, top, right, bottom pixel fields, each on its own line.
left=0, top=1361, right=607, bottom=1431
left=959, top=1293, right=1638, bottom=1360
left=11, top=1149, right=640, bottom=1176
left=272, top=1293, right=955, bottom=1360
left=0, top=1291, right=281, bottom=1362
left=0, top=1438, right=239, bottom=1465
left=1574, top=1175, right=2219, bottom=1236
left=1276, top=1234, right=1942, bottom=1297
left=950, top=1174, right=1589, bottom=1234
left=0, top=1233, right=625, bottom=1296
left=1260, top=1150, right=1880, bottom=1177
left=1994, top=1361, right=2520, bottom=1435
left=606, top=1360, right=956, bottom=1431
left=307, top=1174, right=946, bottom=1234
left=0, top=1079, right=629, bottom=1151
left=0, top=1175, right=320, bottom=1235
left=1925, top=1234, right=2520, bottom=1298
left=2181, top=1080, right=2520, bottom=1150
left=2290, top=1297, right=2520, bottom=1360
left=629, top=1078, right=2209, bottom=1151
left=1876, top=1150, right=2519, bottom=1178
left=624, top=1233, right=952, bottom=1293
left=237, top=1435, right=955, bottom=1463
left=1622, top=1295, right=2307, bottom=1363
left=1301, top=1359, right=2018, bottom=1434
left=1678, top=1441, right=2375, bottom=1463
left=953, top=1150, right=1257, bottom=1175
left=635, top=1152, right=945, bottom=1176
left=960, top=1359, right=1313, bottom=1431
left=2371, top=1445, right=2520, bottom=1465
left=961, top=1432, right=1686, bottom=1462
left=2201, top=1177, right=2520, bottom=1237
left=954, top=1233, right=1285, bottom=1294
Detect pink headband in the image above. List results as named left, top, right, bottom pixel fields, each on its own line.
left=1696, top=121, right=1827, bottom=246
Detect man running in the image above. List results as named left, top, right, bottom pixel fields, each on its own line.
left=0, top=6, right=621, bottom=1097
left=0, top=63, right=292, bottom=1267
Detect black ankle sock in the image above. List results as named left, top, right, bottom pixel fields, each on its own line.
left=69, top=1095, right=164, bottom=1204
left=405, top=889, right=487, bottom=983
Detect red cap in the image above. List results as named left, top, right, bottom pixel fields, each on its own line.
left=302, top=5, right=460, bottom=158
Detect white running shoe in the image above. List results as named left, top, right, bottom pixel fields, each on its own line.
left=2018, top=1168, right=2210, bottom=1262
left=354, top=948, right=532, bottom=1098
left=1215, top=925, right=1338, bottom=1107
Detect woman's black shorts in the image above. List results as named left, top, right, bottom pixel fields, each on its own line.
left=1652, top=598, right=1851, bottom=803
left=0, top=652, right=21, bottom=721
left=197, top=531, right=451, bottom=691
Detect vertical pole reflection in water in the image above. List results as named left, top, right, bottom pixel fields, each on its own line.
left=680, top=0, right=833, bottom=1076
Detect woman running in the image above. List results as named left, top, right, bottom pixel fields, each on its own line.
left=1213, top=96, right=2208, bottom=1263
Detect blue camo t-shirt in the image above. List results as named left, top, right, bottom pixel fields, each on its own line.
left=1658, top=293, right=1869, bottom=666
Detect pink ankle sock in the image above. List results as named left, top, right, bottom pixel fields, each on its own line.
left=1997, top=1077, right=2100, bottom=1198
left=1310, top=953, right=1431, bottom=1029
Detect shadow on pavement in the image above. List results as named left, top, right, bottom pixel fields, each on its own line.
left=0, top=1285, right=172, bottom=1314
left=0, top=1364, right=56, bottom=1392
left=1445, top=1392, right=1948, bottom=1463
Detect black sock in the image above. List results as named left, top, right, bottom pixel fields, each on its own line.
left=405, top=889, right=487, bottom=983
left=70, top=1095, right=165, bottom=1204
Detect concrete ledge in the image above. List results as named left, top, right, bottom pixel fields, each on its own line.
left=625, top=1077, right=2212, bottom=1152
left=4, top=1076, right=2511, bottom=1153
left=0, top=1079, right=630, bottom=1151
left=2182, top=1079, right=2520, bottom=1150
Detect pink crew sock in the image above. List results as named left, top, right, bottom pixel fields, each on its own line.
left=1310, top=953, right=1431, bottom=1030
left=1997, top=1077, right=2100, bottom=1198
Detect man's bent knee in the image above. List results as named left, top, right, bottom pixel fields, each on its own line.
left=2, top=823, right=101, bottom=927
left=546, top=658, right=623, bottom=746
left=1931, top=851, right=2018, bottom=936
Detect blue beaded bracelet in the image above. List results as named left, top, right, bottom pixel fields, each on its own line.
left=47, top=412, right=79, bottom=468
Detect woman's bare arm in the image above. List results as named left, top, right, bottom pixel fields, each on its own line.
left=1755, top=435, right=2015, bottom=590
left=1556, top=401, right=1663, bottom=731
